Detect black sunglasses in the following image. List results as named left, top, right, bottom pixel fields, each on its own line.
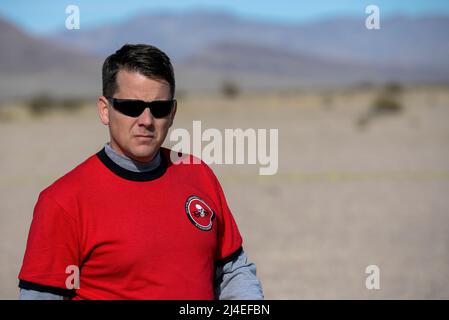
left=107, top=97, right=176, bottom=118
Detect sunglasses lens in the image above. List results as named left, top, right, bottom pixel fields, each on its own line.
left=149, top=100, right=173, bottom=118
left=112, top=99, right=146, bottom=117
left=110, top=99, right=174, bottom=118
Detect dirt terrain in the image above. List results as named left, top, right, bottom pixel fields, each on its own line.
left=1, top=87, right=448, bottom=299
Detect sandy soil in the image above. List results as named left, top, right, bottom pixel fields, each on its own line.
left=1, top=87, right=448, bottom=299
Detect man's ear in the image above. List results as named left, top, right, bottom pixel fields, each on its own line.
left=97, top=96, right=110, bottom=125
left=168, top=100, right=177, bottom=128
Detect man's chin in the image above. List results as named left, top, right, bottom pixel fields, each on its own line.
left=128, top=146, right=159, bottom=163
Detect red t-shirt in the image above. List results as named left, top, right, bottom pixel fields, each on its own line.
left=18, top=147, right=242, bottom=300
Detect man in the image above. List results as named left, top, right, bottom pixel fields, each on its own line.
left=18, top=44, right=263, bottom=300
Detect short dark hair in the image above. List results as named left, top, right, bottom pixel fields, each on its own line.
left=102, top=44, right=175, bottom=98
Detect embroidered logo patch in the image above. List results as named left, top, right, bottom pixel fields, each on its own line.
left=185, top=196, right=215, bottom=231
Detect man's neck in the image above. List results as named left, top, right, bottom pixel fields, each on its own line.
left=104, top=143, right=161, bottom=172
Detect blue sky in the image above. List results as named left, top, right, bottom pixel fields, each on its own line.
left=1, top=0, right=449, bottom=34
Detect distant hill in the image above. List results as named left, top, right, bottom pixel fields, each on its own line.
left=0, top=17, right=102, bottom=99
left=0, top=18, right=100, bottom=75
left=1, top=11, right=449, bottom=99
left=51, top=11, right=449, bottom=70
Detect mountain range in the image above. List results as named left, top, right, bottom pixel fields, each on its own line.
left=1, top=10, right=448, bottom=99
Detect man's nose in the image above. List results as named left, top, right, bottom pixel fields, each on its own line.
left=137, top=107, right=154, bottom=127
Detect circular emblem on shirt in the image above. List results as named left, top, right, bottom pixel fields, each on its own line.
left=185, top=196, right=215, bottom=231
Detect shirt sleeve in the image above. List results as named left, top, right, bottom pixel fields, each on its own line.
left=18, top=191, right=79, bottom=296
left=214, top=249, right=264, bottom=300
left=211, top=172, right=243, bottom=262
left=19, top=289, right=64, bottom=300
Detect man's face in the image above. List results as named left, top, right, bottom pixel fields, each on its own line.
left=97, top=69, right=176, bottom=162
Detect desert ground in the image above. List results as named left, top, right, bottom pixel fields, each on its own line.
left=1, top=86, right=448, bottom=299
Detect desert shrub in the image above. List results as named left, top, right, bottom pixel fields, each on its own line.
left=372, top=95, right=402, bottom=114
left=372, top=82, right=404, bottom=115
left=61, top=98, right=84, bottom=113
left=221, top=80, right=240, bottom=99
left=384, top=82, right=403, bottom=96
left=28, top=94, right=84, bottom=116
left=356, top=82, right=404, bottom=130
left=27, top=93, right=56, bottom=116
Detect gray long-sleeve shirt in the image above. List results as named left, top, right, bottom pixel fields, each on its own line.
left=20, top=144, right=263, bottom=300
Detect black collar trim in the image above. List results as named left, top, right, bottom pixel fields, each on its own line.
left=96, top=147, right=168, bottom=182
